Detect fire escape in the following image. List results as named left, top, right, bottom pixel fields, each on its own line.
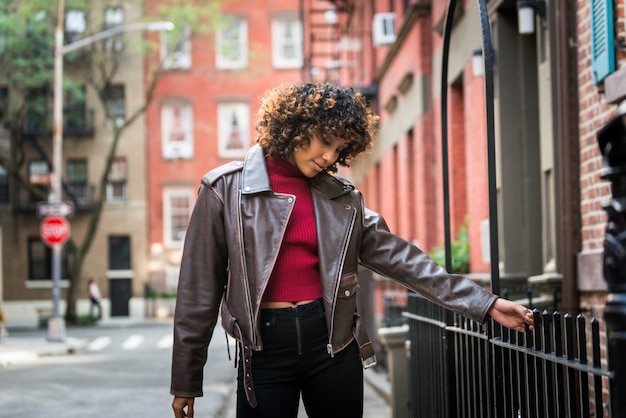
left=302, top=0, right=348, bottom=84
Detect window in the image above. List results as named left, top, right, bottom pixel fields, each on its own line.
left=163, top=187, right=194, bottom=247
left=28, top=160, right=50, bottom=201
left=161, top=101, right=194, bottom=159
left=28, top=237, right=68, bottom=280
left=217, top=102, right=250, bottom=158
left=216, top=17, right=247, bottom=69
left=104, top=84, right=125, bottom=127
left=26, top=86, right=50, bottom=132
left=104, top=7, right=124, bottom=52
left=107, top=157, right=127, bottom=202
left=108, top=235, right=131, bottom=270
left=67, top=159, right=89, bottom=204
left=272, top=16, right=303, bottom=69
left=65, top=10, right=86, bottom=44
left=162, top=25, right=192, bottom=69
left=372, top=13, right=396, bottom=46
left=64, top=85, right=87, bottom=131
left=0, top=164, right=8, bottom=203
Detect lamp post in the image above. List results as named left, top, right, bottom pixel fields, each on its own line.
left=48, top=0, right=173, bottom=341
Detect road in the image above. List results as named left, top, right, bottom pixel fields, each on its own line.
left=0, top=320, right=237, bottom=418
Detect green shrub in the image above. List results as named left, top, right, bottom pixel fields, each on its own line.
left=429, top=221, right=470, bottom=274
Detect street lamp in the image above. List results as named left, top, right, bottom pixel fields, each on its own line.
left=48, top=0, right=174, bottom=341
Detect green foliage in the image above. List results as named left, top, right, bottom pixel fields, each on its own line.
left=0, top=0, right=224, bottom=323
left=429, top=221, right=470, bottom=274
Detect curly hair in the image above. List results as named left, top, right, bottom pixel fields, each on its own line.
left=255, top=82, right=379, bottom=172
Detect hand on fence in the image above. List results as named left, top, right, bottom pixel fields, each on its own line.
left=487, top=297, right=534, bottom=333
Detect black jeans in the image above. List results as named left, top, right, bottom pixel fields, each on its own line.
left=236, top=299, right=363, bottom=418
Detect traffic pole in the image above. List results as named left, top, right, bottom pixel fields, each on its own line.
left=48, top=0, right=66, bottom=342
left=47, top=243, right=66, bottom=342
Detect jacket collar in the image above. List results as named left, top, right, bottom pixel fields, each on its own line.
left=241, top=144, right=354, bottom=199
left=241, top=145, right=271, bottom=194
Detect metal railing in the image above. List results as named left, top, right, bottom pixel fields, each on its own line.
left=404, top=293, right=612, bottom=417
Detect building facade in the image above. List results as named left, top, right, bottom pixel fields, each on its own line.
left=0, top=0, right=151, bottom=326
left=142, top=0, right=305, bottom=313
left=322, top=0, right=598, bottom=329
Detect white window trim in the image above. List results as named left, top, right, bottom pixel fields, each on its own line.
left=161, top=101, right=194, bottom=159
left=271, top=16, right=303, bottom=69
left=216, top=17, right=248, bottom=70
left=106, top=157, right=128, bottom=202
left=217, top=102, right=250, bottom=159
left=161, top=25, right=192, bottom=70
left=163, top=187, right=195, bottom=248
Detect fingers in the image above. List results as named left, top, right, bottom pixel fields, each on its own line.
left=172, top=397, right=194, bottom=418
left=521, top=306, right=534, bottom=332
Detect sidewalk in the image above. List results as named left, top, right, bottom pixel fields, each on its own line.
left=0, top=325, right=393, bottom=418
left=0, top=331, right=88, bottom=367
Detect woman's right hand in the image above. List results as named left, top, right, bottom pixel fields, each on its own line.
left=172, top=396, right=194, bottom=418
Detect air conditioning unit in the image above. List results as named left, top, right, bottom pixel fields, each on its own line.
left=372, top=13, right=396, bottom=47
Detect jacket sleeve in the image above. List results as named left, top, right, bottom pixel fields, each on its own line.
left=170, top=181, right=229, bottom=398
left=357, top=200, right=496, bottom=324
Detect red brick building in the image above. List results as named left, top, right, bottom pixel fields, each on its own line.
left=143, top=0, right=304, bottom=298
left=325, top=0, right=591, bottom=330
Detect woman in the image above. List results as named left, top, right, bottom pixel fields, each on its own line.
left=170, top=82, right=533, bottom=418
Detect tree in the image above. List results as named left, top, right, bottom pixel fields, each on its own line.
left=0, top=0, right=222, bottom=323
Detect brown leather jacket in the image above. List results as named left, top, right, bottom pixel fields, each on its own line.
left=170, top=144, right=497, bottom=406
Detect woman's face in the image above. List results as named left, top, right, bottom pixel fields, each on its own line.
left=288, top=136, right=348, bottom=178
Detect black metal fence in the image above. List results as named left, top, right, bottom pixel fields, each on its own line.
left=404, top=293, right=613, bottom=417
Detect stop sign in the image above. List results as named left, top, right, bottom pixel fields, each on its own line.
left=40, top=215, right=70, bottom=247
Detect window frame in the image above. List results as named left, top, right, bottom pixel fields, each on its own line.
left=161, top=101, right=194, bottom=159
left=106, top=156, right=128, bottom=202
left=161, top=25, right=192, bottom=70
left=108, top=235, right=131, bottom=270
left=104, top=84, right=125, bottom=127
left=104, top=7, right=125, bottom=52
left=216, top=16, right=248, bottom=70
left=163, top=187, right=195, bottom=248
left=271, top=15, right=303, bottom=69
left=28, top=236, right=69, bottom=281
left=217, top=101, right=250, bottom=159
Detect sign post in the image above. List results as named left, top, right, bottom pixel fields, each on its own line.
left=40, top=215, right=70, bottom=341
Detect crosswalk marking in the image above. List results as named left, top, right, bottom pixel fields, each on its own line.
left=86, top=334, right=173, bottom=351
left=88, top=336, right=112, bottom=351
left=122, top=335, right=144, bottom=350
left=157, top=334, right=173, bottom=349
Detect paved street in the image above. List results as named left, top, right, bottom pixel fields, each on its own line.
left=0, top=319, right=391, bottom=418
left=0, top=319, right=236, bottom=418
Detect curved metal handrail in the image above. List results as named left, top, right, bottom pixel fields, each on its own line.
left=440, top=0, right=500, bottom=295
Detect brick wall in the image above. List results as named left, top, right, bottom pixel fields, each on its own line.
left=576, top=0, right=625, bottom=310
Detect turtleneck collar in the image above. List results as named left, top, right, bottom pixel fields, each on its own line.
left=265, top=155, right=307, bottom=179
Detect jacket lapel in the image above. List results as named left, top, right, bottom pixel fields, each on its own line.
left=310, top=177, right=357, bottom=299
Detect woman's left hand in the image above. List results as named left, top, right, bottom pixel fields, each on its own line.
left=488, top=298, right=534, bottom=333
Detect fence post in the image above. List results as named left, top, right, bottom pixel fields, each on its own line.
left=597, top=112, right=626, bottom=416
left=378, top=324, right=410, bottom=418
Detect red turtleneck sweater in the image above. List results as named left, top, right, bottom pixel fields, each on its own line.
left=262, top=157, right=323, bottom=302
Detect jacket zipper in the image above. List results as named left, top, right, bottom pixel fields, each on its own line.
left=237, top=182, right=257, bottom=346
left=327, top=206, right=357, bottom=357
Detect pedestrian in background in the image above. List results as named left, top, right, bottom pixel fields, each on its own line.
left=88, top=277, right=102, bottom=322
left=170, top=82, right=534, bottom=418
